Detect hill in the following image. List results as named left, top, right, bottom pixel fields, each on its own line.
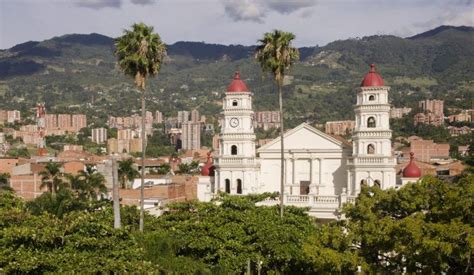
left=0, top=25, right=472, bottom=127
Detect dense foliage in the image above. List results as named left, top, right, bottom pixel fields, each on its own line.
left=1, top=174, right=472, bottom=273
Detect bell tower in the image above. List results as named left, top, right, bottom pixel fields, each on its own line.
left=348, top=64, right=396, bottom=194
left=215, top=72, right=260, bottom=194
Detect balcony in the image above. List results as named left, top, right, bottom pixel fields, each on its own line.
left=215, top=157, right=259, bottom=166
left=347, top=157, right=396, bottom=165
left=257, top=193, right=357, bottom=219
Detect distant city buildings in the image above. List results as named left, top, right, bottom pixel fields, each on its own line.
left=91, top=127, right=107, bottom=144
left=390, top=107, right=412, bottom=119
left=154, top=111, right=164, bottom=124
left=448, top=109, right=473, bottom=123
left=409, top=136, right=450, bottom=162
left=0, top=110, right=21, bottom=124
left=107, top=111, right=154, bottom=135
left=253, top=111, right=281, bottom=130
left=43, top=113, right=87, bottom=132
left=107, top=137, right=142, bottom=154
left=447, top=126, right=472, bottom=136
left=414, top=99, right=444, bottom=126
left=325, top=120, right=355, bottom=136
left=181, top=122, right=201, bottom=150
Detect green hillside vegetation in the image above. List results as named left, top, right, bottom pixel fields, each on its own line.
left=0, top=26, right=473, bottom=129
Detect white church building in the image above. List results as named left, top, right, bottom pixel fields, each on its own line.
left=199, top=65, right=410, bottom=219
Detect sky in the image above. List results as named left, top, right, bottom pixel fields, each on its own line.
left=0, top=0, right=473, bottom=49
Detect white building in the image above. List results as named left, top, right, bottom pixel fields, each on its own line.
left=200, top=66, right=398, bottom=219
left=91, top=127, right=108, bottom=144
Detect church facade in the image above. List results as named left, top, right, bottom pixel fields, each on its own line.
left=199, top=65, right=398, bottom=219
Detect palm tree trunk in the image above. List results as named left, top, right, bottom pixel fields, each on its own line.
left=278, top=84, right=285, bottom=218
left=112, top=156, right=121, bottom=229
left=139, top=88, right=146, bottom=232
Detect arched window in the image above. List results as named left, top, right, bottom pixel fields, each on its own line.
left=236, top=179, right=242, bottom=194
left=374, top=180, right=381, bottom=188
left=367, top=117, right=376, bottom=128
left=369, top=95, right=375, bottom=101
left=232, top=100, right=238, bottom=106
left=231, top=145, right=237, bottom=155
left=360, top=179, right=367, bottom=187
left=225, top=179, right=230, bottom=193
left=367, top=144, right=375, bottom=155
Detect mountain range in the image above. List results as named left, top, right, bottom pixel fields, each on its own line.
left=0, top=25, right=472, bottom=127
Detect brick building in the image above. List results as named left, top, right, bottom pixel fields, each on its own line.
left=410, top=137, right=450, bottom=162
left=325, top=120, right=356, bottom=136
left=390, top=107, right=412, bottom=119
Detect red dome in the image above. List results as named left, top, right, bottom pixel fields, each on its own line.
left=227, top=71, right=249, bottom=92
left=201, top=152, right=215, bottom=176
left=403, top=152, right=421, bottom=178
left=360, top=64, right=384, bottom=87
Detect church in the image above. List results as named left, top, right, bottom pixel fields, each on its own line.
left=198, top=65, right=419, bottom=219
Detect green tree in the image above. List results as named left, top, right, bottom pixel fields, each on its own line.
left=118, top=158, right=139, bottom=189
left=343, top=175, right=474, bottom=273
left=39, top=162, right=67, bottom=194
left=79, top=164, right=107, bottom=199
left=255, top=30, right=300, bottom=218
left=153, top=193, right=315, bottom=273
left=115, top=22, right=166, bottom=232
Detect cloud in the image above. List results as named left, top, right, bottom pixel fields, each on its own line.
left=74, top=0, right=122, bottom=9
left=414, top=9, right=474, bottom=29
left=265, top=0, right=317, bottom=14
left=130, top=0, right=156, bottom=5
left=222, top=0, right=317, bottom=22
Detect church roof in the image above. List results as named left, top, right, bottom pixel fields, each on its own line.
left=227, top=71, right=249, bottom=93
left=403, top=152, right=422, bottom=178
left=257, top=123, right=351, bottom=153
left=360, top=64, right=384, bottom=87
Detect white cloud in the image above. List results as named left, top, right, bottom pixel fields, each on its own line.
left=222, top=0, right=317, bottom=22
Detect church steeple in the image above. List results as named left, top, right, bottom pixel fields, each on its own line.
left=348, top=64, right=396, bottom=193
left=215, top=71, right=260, bottom=195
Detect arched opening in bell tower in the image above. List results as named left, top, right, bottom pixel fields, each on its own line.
left=231, top=145, right=238, bottom=155
left=367, top=144, right=375, bottom=154
left=367, top=117, right=376, bottom=128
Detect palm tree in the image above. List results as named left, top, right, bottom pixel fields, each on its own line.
left=39, top=162, right=67, bottom=194
left=115, top=23, right=166, bottom=232
left=255, top=30, right=300, bottom=218
left=66, top=173, right=86, bottom=198
left=78, top=164, right=107, bottom=200
left=118, top=158, right=140, bottom=189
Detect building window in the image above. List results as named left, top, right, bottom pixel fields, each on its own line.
left=232, top=100, right=238, bottom=106
left=236, top=179, right=242, bottom=194
left=231, top=145, right=237, bottom=155
left=300, top=181, right=310, bottom=195
left=369, top=95, right=375, bottom=101
left=374, top=180, right=381, bottom=188
left=367, top=117, right=376, bottom=128
left=360, top=179, right=367, bottom=187
left=367, top=144, right=375, bottom=155
left=225, top=179, right=230, bottom=193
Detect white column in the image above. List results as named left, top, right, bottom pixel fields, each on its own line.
left=292, top=155, right=296, bottom=186
left=319, top=158, right=323, bottom=186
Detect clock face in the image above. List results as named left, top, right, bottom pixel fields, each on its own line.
left=230, top=118, right=239, bottom=128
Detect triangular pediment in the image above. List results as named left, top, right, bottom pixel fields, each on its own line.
left=257, top=123, right=348, bottom=152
